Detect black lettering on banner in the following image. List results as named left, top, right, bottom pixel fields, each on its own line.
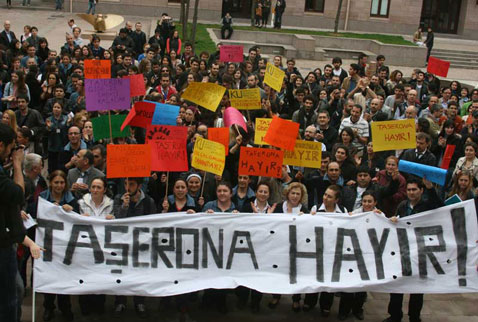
left=151, top=227, right=174, bottom=268
left=332, top=228, right=370, bottom=282
left=397, top=228, right=412, bottom=276
left=202, top=228, right=224, bottom=269
left=133, top=227, right=150, bottom=268
left=415, top=226, right=446, bottom=277
left=451, top=207, right=468, bottom=286
left=367, top=228, right=390, bottom=280
left=37, top=219, right=64, bottom=262
left=226, top=231, right=258, bottom=269
left=176, top=228, right=199, bottom=269
left=289, top=225, right=324, bottom=284
left=104, top=225, right=129, bottom=266
left=63, top=224, right=104, bottom=265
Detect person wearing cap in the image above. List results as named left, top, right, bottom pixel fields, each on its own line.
left=111, top=28, right=135, bottom=56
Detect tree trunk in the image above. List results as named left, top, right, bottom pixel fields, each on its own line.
left=184, top=0, right=191, bottom=40
left=251, top=0, right=256, bottom=26
left=190, top=0, right=200, bottom=50
left=334, top=0, right=344, bottom=33
left=180, top=0, right=186, bottom=39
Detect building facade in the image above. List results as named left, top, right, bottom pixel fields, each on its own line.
left=70, top=0, right=478, bottom=40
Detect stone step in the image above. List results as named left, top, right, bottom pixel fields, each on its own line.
left=433, top=55, right=478, bottom=63
left=449, top=63, right=478, bottom=69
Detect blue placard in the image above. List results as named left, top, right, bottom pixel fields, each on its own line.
left=398, top=160, right=447, bottom=186
left=151, top=102, right=180, bottom=126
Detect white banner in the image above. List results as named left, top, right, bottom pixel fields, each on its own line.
left=34, top=198, right=478, bottom=296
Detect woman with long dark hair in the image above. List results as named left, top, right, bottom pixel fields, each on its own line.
left=2, top=70, right=30, bottom=110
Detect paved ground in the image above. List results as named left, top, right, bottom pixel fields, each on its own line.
left=3, top=4, right=478, bottom=321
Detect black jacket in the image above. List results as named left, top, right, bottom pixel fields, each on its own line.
left=0, top=168, right=26, bottom=248
left=342, top=180, right=399, bottom=213
left=396, top=187, right=443, bottom=217
left=400, top=148, right=437, bottom=167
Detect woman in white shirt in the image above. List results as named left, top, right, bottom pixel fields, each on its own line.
left=78, top=177, right=114, bottom=219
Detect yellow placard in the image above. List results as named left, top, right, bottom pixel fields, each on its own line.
left=283, top=140, right=322, bottom=168
left=263, top=63, right=285, bottom=92
left=181, top=82, right=227, bottom=112
left=254, top=118, right=272, bottom=145
left=371, top=119, right=416, bottom=152
left=229, top=88, right=261, bottom=110
left=191, top=137, right=226, bottom=176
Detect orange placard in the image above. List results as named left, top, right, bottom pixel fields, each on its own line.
left=263, top=116, right=299, bottom=151
left=106, top=144, right=151, bottom=178
left=84, top=59, right=111, bottom=79
left=208, top=127, right=230, bottom=156
left=238, top=147, right=284, bottom=178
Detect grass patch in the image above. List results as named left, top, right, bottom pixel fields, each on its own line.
left=176, top=23, right=414, bottom=52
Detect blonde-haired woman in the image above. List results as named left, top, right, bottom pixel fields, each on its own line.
left=1, top=109, right=17, bottom=133
left=269, top=182, right=308, bottom=311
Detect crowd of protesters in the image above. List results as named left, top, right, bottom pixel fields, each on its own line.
left=0, top=13, right=477, bottom=322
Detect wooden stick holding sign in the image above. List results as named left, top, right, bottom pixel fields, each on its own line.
left=165, top=172, right=169, bottom=199
left=108, top=111, right=114, bottom=143
left=191, top=137, right=226, bottom=196
left=200, top=171, right=207, bottom=198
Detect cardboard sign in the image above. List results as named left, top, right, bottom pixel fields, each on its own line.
left=151, top=103, right=180, bottom=126
left=219, top=45, right=244, bottom=63
left=283, top=140, right=322, bottom=169
left=150, top=139, right=188, bottom=172
left=263, top=116, right=299, bottom=151
left=223, top=107, right=247, bottom=132
left=191, top=137, right=225, bottom=176
left=371, top=119, right=416, bottom=152
left=427, top=56, right=450, bottom=78
left=85, top=78, right=131, bottom=111
left=229, top=88, right=261, bottom=110
left=181, top=82, right=226, bottom=112
left=208, top=127, right=230, bottom=156
left=254, top=118, right=272, bottom=145
left=84, top=60, right=111, bottom=79
left=91, top=114, right=130, bottom=140
left=121, top=101, right=156, bottom=131
left=263, top=62, right=285, bottom=92
left=239, top=147, right=284, bottom=178
left=106, top=144, right=151, bottom=178
left=145, top=125, right=188, bottom=143
left=126, top=74, right=146, bottom=97
left=398, top=160, right=447, bottom=186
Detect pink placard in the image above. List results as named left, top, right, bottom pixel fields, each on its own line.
left=219, top=45, right=244, bottom=63
left=224, top=107, right=248, bottom=132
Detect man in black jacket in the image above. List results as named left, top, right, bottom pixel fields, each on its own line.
left=383, top=177, right=443, bottom=322
left=0, top=20, right=16, bottom=50
left=0, top=123, right=26, bottom=322
left=400, top=132, right=437, bottom=168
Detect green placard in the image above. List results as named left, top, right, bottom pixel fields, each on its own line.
left=91, top=114, right=130, bottom=141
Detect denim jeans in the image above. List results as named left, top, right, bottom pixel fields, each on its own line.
left=0, top=246, right=18, bottom=322
left=55, top=0, right=63, bottom=9
left=22, top=0, right=31, bottom=5
left=86, top=2, right=96, bottom=14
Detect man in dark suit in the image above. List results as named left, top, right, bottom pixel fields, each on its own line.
left=399, top=132, right=437, bottom=167
left=0, top=20, right=17, bottom=50
left=66, top=149, right=105, bottom=199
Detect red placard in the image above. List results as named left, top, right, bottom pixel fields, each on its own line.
left=208, top=127, right=230, bottom=156
left=427, top=56, right=450, bottom=78
left=219, top=45, right=244, bottom=63
left=238, top=147, right=284, bottom=178
left=120, top=101, right=156, bottom=131
left=145, top=125, right=188, bottom=143
left=84, top=59, right=111, bottom=79
left=126, top=74, right=146, bottom=97
left=150, top=139, right=188, bottom=172
left=263, top=116, right=299, bottom=151
left=441, top=144, right=456, bottom=170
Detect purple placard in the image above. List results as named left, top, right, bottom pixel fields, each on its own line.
left=85, top=78, right=131, bottom=111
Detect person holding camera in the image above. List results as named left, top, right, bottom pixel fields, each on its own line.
left=155, top=13, right=175, bottom=57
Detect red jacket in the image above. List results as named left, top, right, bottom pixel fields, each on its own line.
left=155, top=85, right=178, bottom=103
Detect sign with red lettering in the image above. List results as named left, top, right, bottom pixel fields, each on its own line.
left=371, top=119, right=416, bottom=152
left=238, top=147, right=284, bottom=178
left=120, top=101, right=156, bottom=131
left=150, top=139, right=188, bottom=172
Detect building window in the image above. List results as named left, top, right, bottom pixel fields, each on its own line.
left=370, top=0, right=390, bottom=17
left=305, top=0, right=324, bottom=12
